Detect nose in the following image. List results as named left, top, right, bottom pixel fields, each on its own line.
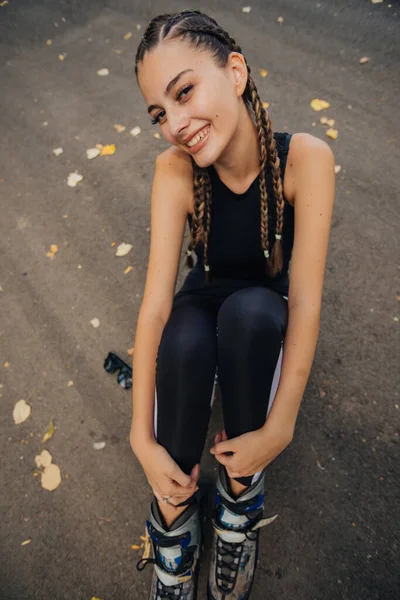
left=167, top=108, right=190, bottom=141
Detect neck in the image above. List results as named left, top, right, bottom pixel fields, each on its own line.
left=213, top=102, right=261, bottom=186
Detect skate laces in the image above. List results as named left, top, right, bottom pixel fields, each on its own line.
left=136, top=523, right=196, bottom=599
left=213, top=496, right=278, bottom=593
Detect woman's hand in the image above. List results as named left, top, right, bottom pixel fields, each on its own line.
left=131, top=436, right=200, bottom=510
left=210, top=418, right=294, bottom=479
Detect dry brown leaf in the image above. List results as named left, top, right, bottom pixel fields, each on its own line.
left=310, top=98, right=330, bottom=112
left=13, top=400, right=31, bottom=425
left=100, top=144, right=116, bottom=156
left=131, top=544, right=140, bottom=550
left=42, top=420, right=55, bottom=443
left=114, top=124, right=126, bottom=133
left=41, top=463, right=61, bottom=491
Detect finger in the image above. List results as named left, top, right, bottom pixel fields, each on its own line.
left=210, top=440, right=234, bottom=455
left=190, top=463, right=200, bottom=482
left=214, top=453, right=234, bottom=467
left=169, top=465, right=193, bottom=488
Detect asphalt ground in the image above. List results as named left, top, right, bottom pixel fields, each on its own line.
left=0, top=1, right=399, bottom=599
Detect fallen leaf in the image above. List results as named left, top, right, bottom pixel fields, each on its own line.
left=141, top=529, right=151, bottom=559
left=100, top=144, right=116, bottom=156
left=359, top=56, right=370, bottom=64
left=53, top=147, right=63, bottom=156
left=136, top=24, right=142, bottom=30
left=86, top=148, right=100, bottom=160
left=259, top=69, right=268, bottom=78
left=115, top=242, right=133, bottom=257
left=67, top=380, right=74, bottom=387
left=130, top=126, right=141, bottom=137
left=326, top=128, right=338, bottom=140
left=35, top=449, right=52, bottom=468
left=67, top=172, right=83, bottom=187
left=93, top=441, right=106, bottom=450
left=127, top=347, right=134, bottom=356
left=124, top=32, right=132, bottom=40
left=124, top=266, right=133, bottom=274
left=131, top=544, right=140, bottom=550
left=320, top=116, right=335, bottom=127
left=242, top=6, right=252, bottom=13
left=4, top=361, right=9, bottom=367
left=50, top=244, right=58, bottom=254
left=91, top=597, right=103, bottom=600
left=97, top=68, right=109, bottom=76
left=262, top=102, right=270, bottom=109
left=114, top=124, right=126, bottom=133
left=21, top=539, right=31, bottom=546
left=310, top=98, right=330, bottom=112
left=95, top=143, right=104, bottom=150
left=58, top=53, right=67, bottom=61
left=46, top=39, right=52, bottom=46
left=277, top=16, right=284, bottom=23
left=153, top=133, right=161, bottom=139
left=42, top=420, right=55, bottom=443
left=334, top=165, right=341, bottom=174
left=90, top=318, right=100, bottom=328
left=13, top=400, right=31, bottom=425
left=371, top=0, right=383, bottom=3
left=41, top=463, right=61, bottom=491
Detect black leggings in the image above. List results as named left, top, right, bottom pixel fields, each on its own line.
left=155, top=285, right=288, bottom=487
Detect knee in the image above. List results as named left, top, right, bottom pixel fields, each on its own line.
left=158, top=309, right=215, bottom=365
left=217, top=287, right=287, bottom=337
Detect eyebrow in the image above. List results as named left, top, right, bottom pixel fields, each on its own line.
left=147, top=68, right=194, bottom=114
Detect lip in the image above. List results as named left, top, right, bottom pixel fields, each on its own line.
left=182, top=124, right=210, bottom=146
left=183, top=125, right=211, bottom=154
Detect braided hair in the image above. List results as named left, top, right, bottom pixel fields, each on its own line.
left=135, top=9, right=285, bottom=281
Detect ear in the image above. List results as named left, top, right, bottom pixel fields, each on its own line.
left=228, top=51, right=248, bottom=97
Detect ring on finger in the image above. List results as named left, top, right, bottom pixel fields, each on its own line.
left=162, top=495, right=172, bottom=504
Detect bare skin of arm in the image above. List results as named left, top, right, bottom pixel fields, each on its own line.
left=130, top=147, right=199, bottom=523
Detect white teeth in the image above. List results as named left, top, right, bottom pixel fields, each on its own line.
left=186, top=126, right=209, bottom=147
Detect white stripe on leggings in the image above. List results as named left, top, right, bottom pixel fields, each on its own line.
left=251, top=293, right=288, bottom=484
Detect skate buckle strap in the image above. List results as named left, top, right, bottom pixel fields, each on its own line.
left=213, top=513, right=278, bottom=543
left=154, top=563, right=193, bottom=587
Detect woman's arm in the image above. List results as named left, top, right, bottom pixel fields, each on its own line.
left=130, top=147, right=194, bottom=452
left=265, top=133, right=336, bottom=433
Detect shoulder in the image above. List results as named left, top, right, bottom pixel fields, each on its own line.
left=155, top=147, right=194, bottom=214
left=284, top=133, right=335, bottom=206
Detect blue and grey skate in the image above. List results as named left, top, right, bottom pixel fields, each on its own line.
left=137, top=497, right=203, bottom=599
left=207, top=466, right=278, bottom=599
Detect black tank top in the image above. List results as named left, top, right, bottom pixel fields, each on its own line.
left=179, top=131, right=294, bottom=297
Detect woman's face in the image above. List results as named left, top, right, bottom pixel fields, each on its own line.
left=137, top=39, right=248, bottom=168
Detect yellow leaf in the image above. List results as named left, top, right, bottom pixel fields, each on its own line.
left=124, top=32, right=132, bottom=40
left=41, top=463, right=61, bottom=491
left=114, top=124, right=126, bottom=133
left=124, top=266, right=133, bottom=274
left=326, top=128, right=338, bottom=140
left=91, top=597, right=103, bottom=600
left=100, top=144, right=116, bottom=156
left=67, top=380, right=73, bottom=387
left=95, top=143, right=103, bottom=150
left=131, top=544, right=140, bottom=550
left=58, top=53, right=67, bottom=61
left=50, top=244, right=58, bottom=253
left=21, top=539, right=31, bottom=546
left=259, top=69, right=268, bottom=78
left=42, top=420, right=55, bottom=443
left=262, top=101, right=270, bottom=110
left=277, top=16, right=284, bottom=23
left=13, top=399, right=31, bottom=425
left=310, top=98, right=330, bottom=112
left=46, top=39, right=52, bottom=46
left=4, top=361, right=9, bottom=367
left=153, top=133, right=161, bottom=139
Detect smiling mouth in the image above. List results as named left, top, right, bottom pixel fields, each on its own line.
left=185, top=125, right=211, bottom=148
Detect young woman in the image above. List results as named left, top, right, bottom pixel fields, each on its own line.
left=130, top=9, right=335, bottom=600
